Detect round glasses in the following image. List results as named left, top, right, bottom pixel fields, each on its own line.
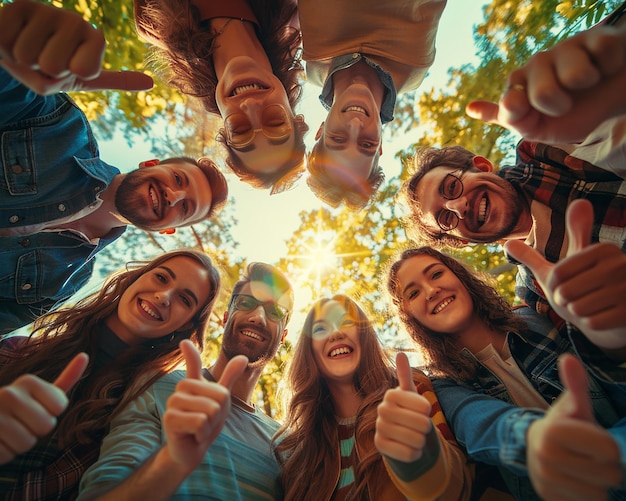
left=229, top=294, right=289, bottom=322
left=437, top=170, right=464, bottom=232
left=224, top=104, right=292, bottom=150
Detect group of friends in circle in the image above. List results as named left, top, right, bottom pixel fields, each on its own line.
left=0, top=0, right=625, bottom=500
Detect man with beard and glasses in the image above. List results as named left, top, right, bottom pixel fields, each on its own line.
left=78, top=263, right=294, bottom=501
left=401, top=3, right=626, bottom=323
left=0, top=0, right=228, bottom=336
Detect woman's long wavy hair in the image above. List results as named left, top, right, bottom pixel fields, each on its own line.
left=0, top=250, right=220, bottom=448
left=274, top=295, right=396, bottom=501
left=386, top=247, right=527, bottom=381
left=136, top=0, right=304, bottom=115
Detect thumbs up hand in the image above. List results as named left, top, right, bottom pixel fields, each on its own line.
left=526, top=354, right=622, bottom=500
left=0, top=352, right=89, bottom=464
left=374, top=352, right=433, bottom=463
left=0, top=0, right=153, bottom=95
left=505, top=199, right=626, bottom=350
left=163, top=340, right=247, bottom=472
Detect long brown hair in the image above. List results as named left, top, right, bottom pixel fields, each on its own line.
left=136, top=0, right=304, bottom=115
left=274, top=295, right=396, bottom=501
left=0, top=250, right=220, bottom=447
left=386, top=247, right=526, bottom=381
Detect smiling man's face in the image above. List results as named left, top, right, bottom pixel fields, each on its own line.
left=414, top=165, right=528, bottom=243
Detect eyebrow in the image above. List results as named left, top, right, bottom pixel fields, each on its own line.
left=158, top=266, right=199, bottom=306
left=400, top=262, right=441, bottom=297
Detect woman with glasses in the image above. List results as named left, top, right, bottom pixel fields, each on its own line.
left=274, top=294, right=471, bottom=501
left=0, top=249, right=220, bottom=500
left=386, top=246, right=625, bottom=500
left=134, top=0, right=309, bottom=193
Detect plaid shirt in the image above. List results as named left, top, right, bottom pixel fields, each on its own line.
left=0, top=334, right=118, bottom=501
left=499, top=140, right=626, bottom=317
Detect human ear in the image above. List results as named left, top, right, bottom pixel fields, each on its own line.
left=223, top=311, right=229, bottom=324
left=280, top=329, right=288, bottom=343
left=139, top=159, right=160, bottom=169
left=295, top=114, right=310, bottom=135
left=471, top=156, right=493, bottom=172
left=315, top=122, right=324, bottom=141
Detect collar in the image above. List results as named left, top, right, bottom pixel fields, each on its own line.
left=319, top=53, right=397, bottom=124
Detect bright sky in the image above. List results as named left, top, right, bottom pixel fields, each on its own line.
left=100, top=0, right=488, bottom=267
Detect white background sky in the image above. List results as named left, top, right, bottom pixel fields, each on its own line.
left=99, top=0, right=489, bottom=266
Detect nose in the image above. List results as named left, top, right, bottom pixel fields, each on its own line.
left=247, top=304, right=268, bottom=326
left=443, top=196, right=467, bottom=219
left=347, top=117, right=363, bottom=139
left=240, top=99, right=263, bottom=128
left=164, top=186, right=185, bottom=207
left=425, top=285, right=440, bottom=302
left=154, top=290, right=171, bottom=306
left=328, top=328, right=346, bottom=343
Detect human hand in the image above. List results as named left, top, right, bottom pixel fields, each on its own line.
left=0, top=352, right=89, bottom=464
left=505, top=199, right=626, bottom=349
left=527, top=353, right=622, bottom=500
left=466, top=24, right=626, bottom=143
left=0, top=0, right=153, bottom=94
left=374, top=352, right=432, bottom=463
left=162, top=340, right=247, bottom=472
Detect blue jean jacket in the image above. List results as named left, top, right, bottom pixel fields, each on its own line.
left=0, top=69, right=123, bottom=336
left=433, top=307, right=625, bottom=499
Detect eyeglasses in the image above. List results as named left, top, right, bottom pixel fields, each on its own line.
left=224, top=104, right=292, bottom=149
left=229, top=294, right=289, bottom=322
left=437, top=170, right=465, bottom=232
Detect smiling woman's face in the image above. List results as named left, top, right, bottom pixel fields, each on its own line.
left=216, top=56, right=299, bottom=176
left=395, top=254, right=475, bottom=336
left=310, top=300, right=361, bottom=384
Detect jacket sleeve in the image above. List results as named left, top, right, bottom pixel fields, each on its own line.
left=381, top=371, right=473, bottom=501
left=433, top=377, right=545, bottom=476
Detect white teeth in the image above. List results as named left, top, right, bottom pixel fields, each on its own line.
left=345, top=106, right=367, bottom=115
left=432, top=297, right=453, bottom=314
left=140, top=300, right=161, bottom=320
left=232, top=83, right=266, bottom=96
left=478, top=196, right=488, bottom=224
left=150, top=187, right=158, bottom=214
left=329, top=346, right=352, bottom=358
left=242, top=330, right=262, bottom=341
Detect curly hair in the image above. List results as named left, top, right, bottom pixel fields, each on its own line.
left=386, top=247, right=526, bottom=381
left=136, top=0, right=304, bottom=115
left=0, top=249, right=220, bottom=448
left=402, top=146, right=477, bottom=248
left=307, top=143, right=385, bottom=211
left=274, top=295, right=397, bottom=500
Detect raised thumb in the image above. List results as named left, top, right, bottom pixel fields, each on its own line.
left=217, top=356, right=248, bottom=391
left=565, top=199, right=594, bottom=256
left=181, top=339, right=203, bottom=380
left=396, top=352, right=417, bottom=392
left=555, top=353, right=595, bottom=423
left=53, top=353, right=89, bottom=393
left=504, top=239, right=551, bottom=285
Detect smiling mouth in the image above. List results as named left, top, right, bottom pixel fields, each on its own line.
left=342, top=105, right=369, bottom=116
left=328, top=346, right=353, bottom=358
left=139, top=299, right=162, bottom=321
left=241, top=329, right=264, bottom=342
left=231, top=82, right=268, bottom=97
left=477, top=194, right=489, bottom=227
left=432, top=296, right=454, bottom=314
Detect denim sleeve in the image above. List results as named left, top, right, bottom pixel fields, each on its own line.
left=433, top=378, right=546, bottom=476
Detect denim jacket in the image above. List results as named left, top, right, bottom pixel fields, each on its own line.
left=0, top=69, right=123, bottom=336
left=433, top=306, right=623, bottom=500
